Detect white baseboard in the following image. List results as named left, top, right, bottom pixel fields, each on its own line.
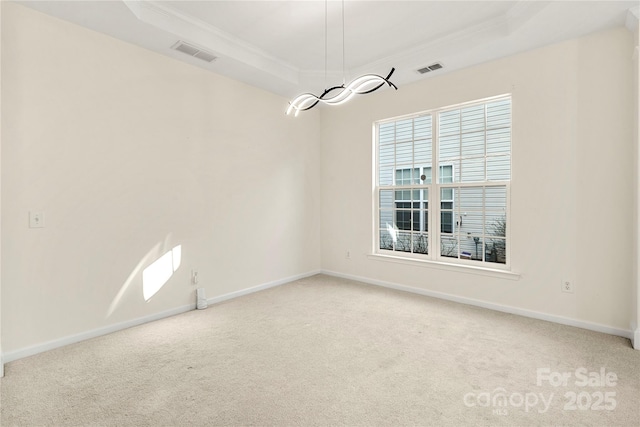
left=321, top=270, right=634, bottom=342
left=4, top=267, right=631, bottom=366
left=206, top=270, right=321, bottom=305
left=633, top=328, right=640, bottom=350
left=2, top=269, right=321, bottom=365
left=2, top=302, right=196, bottom=365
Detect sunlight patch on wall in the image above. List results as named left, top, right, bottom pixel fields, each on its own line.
left=142, top=245, right=181, bottom=301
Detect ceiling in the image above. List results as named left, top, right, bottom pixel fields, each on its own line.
left=16, top=1, right=640, bottom=98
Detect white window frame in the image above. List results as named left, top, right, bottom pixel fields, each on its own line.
left=373, top=94, right=511, bottom=270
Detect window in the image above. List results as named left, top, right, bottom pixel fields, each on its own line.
left=376, top=95, right=511, bottom=267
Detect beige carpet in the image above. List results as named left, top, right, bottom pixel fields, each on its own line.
left=1, top=274, right=639, bottom=426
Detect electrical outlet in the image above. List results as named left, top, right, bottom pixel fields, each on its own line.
left=191, top=270, right=199, bottom=285
left=345, top=250, right=351, bottom=259
left=561, top=280, right=574, bottom=293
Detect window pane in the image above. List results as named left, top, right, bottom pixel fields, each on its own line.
left=396, top=141, right=412, bottom=165
left=413, top=233, right=429, bottom=254
left=414, top=115, right=432, bottom=140
left=393, top=180, right=424, bottom=233
left=395, top=209, right=411, bottom=231
left=396, top=119, right=413, bottom=142
left=461, top=157, right=485, bottom=182
left=439, top=134, right=459, bottom=160
left=439, top=110, right=460, bottom=136
left=422, top=189, right=429, bottom=233
left=379, top=164, right=393, bottom=186
left=486, top=128, right=510, bottom=156
left=379, top=210, right=393, bottom=229
left=485, top=213, right=506, bottom=237
left=415, top=142, right=431, bottom=166
left=441, top=186, right=456, bottom=234
left=379, top=190, right=393, bottom=209
left=396, top=190, right=411, bottom=201
left=486, top=99, right=511, bottom=129
left=441, top=187, right=454, bottom=202
left=487, top=155, right=510, bottom=181
left=379, top=143, right=395, bottom=165
left=460, top=211, right=483, bottom=235
left=439, top=164, right=454, bottom=184
left=485, top=186, right=507, bottom=208
left=440, top=235, right=458, bottom=258
left=412, top=210, right=421, bottom=231
left=396, top=231, right=412, bottom=252
left=461, top=104, right=485, bottom=133
left=486, top=238, right=506, bottom=264
left=461, top=131, right=485, bottom=158
left=422, top=166, right=432, bottom=184
left=441, top=211, right=454, bottom=233
left=379, top=123, right=395, bottom=144
left=414, top=116, right=432, bottom=165
left=460, top=236, right=484, bottom=261
left=395, top=168, right=421, bottom=186
left=379, top=229, right=394, bottom=250
left=459, top=187, right=483, bottom=211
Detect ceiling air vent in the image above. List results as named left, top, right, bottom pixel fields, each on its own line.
left=171, top=41, right=217, bottom=63
left=417, top=62, right=444, bottom=74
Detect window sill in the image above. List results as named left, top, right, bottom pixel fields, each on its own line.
left=367, top=253, right=520, bottom=280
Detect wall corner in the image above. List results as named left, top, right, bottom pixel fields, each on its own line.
left=0, top=0, right=4, bottom=378
left=632, top=6, right=640, bottom=352
left=626, top=7, right=639, bottom=33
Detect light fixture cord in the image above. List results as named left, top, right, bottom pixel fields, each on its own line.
left=342, top=0, right=345, bottom=85
left=324, top=0, right=327, bottom=89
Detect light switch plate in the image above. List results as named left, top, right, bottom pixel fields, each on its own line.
left=29, top=211, right=44, bottom=228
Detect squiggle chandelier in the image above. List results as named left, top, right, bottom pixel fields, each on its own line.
left=286, top=0, right=397, bottom=116
left=286, top=68, right=397, bottom=116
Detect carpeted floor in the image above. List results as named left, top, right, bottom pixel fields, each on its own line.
left=1, top=274, right=639, bottom=426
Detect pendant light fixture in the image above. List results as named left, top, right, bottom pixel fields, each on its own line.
left=286, top=0, right=397, bottom=116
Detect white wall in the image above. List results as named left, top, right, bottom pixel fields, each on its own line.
left=1, top=3, right=321, bottom=356
left=321, top=27, right=635, bottom=334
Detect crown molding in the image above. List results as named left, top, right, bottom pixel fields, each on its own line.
left=123, top=0, right=300, bottom=85
left=124, top=0, right=527, bottom=93
left=304, top=1, right=549, bottom=86
left=347, top=13, right=511, bottom=80
left=119, top=1, right=637, bottom=97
